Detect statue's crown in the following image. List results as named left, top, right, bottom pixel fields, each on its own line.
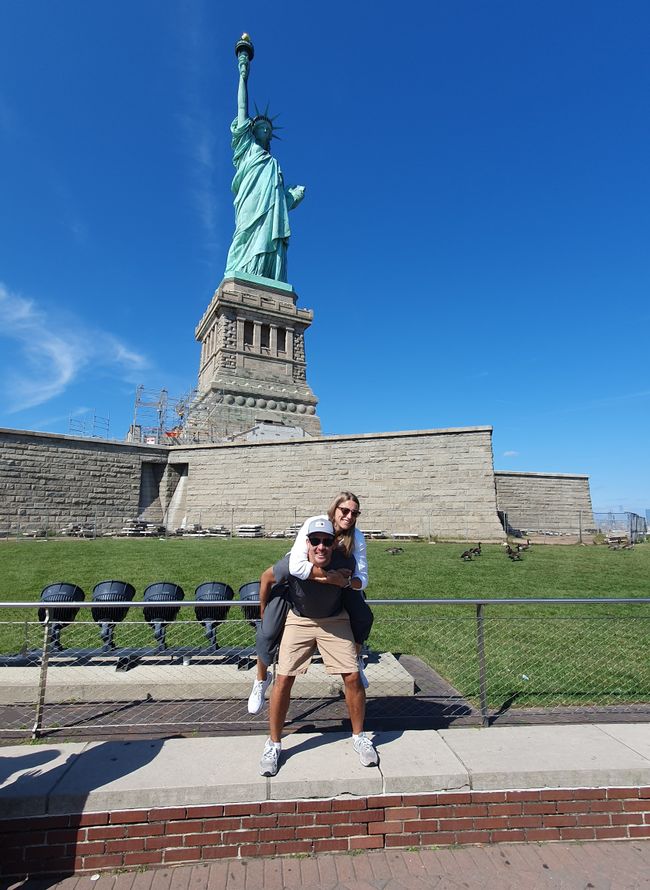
left=252, top=103, right=282, bottom=139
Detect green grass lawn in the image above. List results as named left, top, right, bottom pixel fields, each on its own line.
left=1, top=538, right=648, bottom=709
left=1, top=537, right=648, bottom=601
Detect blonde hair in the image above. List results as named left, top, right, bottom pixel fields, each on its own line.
left=327, top=491, right=361, bottom=558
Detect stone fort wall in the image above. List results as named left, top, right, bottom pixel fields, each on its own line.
left=0, top=427, right=595, bottom=541
left=0, top=428, right=168, bottom=535
left=169, top=426, right=505, bottom=541
left=494, top=470, right=595, bottom=536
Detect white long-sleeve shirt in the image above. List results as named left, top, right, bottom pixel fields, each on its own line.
left=288, top=514, right=368, bottom=590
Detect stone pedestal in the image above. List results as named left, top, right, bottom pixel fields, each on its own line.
left=191, top=274, right=321, bottom=440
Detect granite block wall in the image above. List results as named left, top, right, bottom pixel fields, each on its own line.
left=0, top=429, right=167, bottom=535
left=171, top=426, right=506, bottom=541
left=1, top=427, right=596, bottom=542
left=494, top=471, right=595, bottom=536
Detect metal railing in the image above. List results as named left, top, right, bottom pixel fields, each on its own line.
left=0, top=598, right=648, bottom=739
left=593, top=511, right=647, bottom=543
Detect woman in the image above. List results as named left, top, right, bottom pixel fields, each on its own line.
left=289, top=492, right=368, bottom=593
left=247, top=492, right=372, bottom=715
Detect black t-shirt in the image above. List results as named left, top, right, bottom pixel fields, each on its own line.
left=273, top=551, right=356, bottom=619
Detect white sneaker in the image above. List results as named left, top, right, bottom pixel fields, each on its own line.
left=247, top=671, right=273, bottom=715
left=353, top=732, right=378, bottom=767
left=259, top=739, right=281, bottom=777
left=357, top=656, right=369, bottom=689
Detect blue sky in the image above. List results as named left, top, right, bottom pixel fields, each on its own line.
left=1, top=1, right=648, bottom=514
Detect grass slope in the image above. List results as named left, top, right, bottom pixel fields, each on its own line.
left=1, top=539, right=648, bottom=708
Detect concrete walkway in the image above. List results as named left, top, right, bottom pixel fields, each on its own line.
left=2, top=724, right=650, bottom=886
left=1, top=723, right=650, bottom=816
left=5, top=841, right=650, bottom=889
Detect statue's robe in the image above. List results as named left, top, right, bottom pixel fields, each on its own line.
left=224, top=117, right=291, bottom=282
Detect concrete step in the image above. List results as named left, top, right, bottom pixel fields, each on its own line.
left=0, top=652, right=414, bottom=704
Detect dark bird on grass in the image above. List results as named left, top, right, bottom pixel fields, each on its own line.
left=505, top=544, right=522, bottom=561
left=470, top=543, right=482, bottom=557
left=460, top=549, right=473, bottom=561
left=516, top=539, right=531, bottom=552
left=385, top=547, right=404, bottom=555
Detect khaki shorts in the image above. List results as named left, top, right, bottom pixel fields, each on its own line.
left=277, top=610, right=358, bottom=676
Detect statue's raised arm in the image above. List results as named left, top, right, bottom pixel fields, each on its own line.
left=236, top=35, right=250, bottom=127
left=224, top=34, right=305, bottom=284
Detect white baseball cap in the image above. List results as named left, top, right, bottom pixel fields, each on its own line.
left=306, top=518, right=334, bottom=537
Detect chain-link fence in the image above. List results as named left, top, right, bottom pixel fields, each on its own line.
left=1, top=598, right=648, bottom=740
left=498, top=510, right=600, bottom=542
left=593, top=511, right=647, bottom=544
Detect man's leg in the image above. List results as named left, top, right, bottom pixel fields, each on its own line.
left=259, top=674, right=296, bottom=777
left=341, top=672, right=365, bottom=735
left=315, top=615, right=378, bottom=768
left=269, top=674, right=295, bottom=742
left=260, top=615, right=314, bottom=777
left=344, top=671, right=378, bottom=767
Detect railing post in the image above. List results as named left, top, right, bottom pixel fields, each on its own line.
left=476, top=603, right=489, bottom=727
left=32, top=608, right=52, bottom=739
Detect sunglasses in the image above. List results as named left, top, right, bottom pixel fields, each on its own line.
left=308, top=535, right=334, bottom=548
left=338, top=507, right=360, bottom=518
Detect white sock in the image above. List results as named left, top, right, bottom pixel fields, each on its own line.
left=267, top=738, right=281, bottom=748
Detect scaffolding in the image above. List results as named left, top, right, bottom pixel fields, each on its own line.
left=126, top=386, right=225, bottom=446
left=127, top=384, right=308, bottom=446
left=68, top=410, right=110, bottom=439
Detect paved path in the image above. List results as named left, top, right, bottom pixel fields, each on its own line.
left=5, top=841, right=650, bottom=889
left=3, top=724, right=650, bottom=814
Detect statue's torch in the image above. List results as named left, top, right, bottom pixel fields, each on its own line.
left=235, top=33, right=254, bottom=61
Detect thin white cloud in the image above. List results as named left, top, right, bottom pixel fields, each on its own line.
left=593, top=390, right=650, bottom=406
left=68, top=218, right=88, bottom=244
left=503, top=450, right=519, bottom=457
left=176, top=2, right=221, bottom=259
left=0, top=283, right=149, bottom=412
left=525, top=389, right=650, bottom=422
left=50, top=177, right=89, bottom=245
left=29, top=407, right=91, bottom=430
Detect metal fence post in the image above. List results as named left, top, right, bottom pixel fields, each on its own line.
left=476, top=603, right=489, bottom=727
left=32, top=608, right=52, bottom=739
left=578, top=511, right=583, bottom=544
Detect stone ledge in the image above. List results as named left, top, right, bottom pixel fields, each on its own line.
left=0, top=652, right=414, bottom=705
left=1, top=725, right=649, bottom=819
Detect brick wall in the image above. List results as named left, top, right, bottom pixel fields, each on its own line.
left=494, top=471, right=595, bottom=536
left=1, top=787, right=648, bottom=877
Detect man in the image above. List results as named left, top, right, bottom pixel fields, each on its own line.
left=258, top=518, right=378, bottom=776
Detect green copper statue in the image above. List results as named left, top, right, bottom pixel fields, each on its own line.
left=224, top=34, right=305, bottom=283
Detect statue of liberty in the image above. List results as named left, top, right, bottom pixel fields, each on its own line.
left=224, top=35, right=305, bottom=283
